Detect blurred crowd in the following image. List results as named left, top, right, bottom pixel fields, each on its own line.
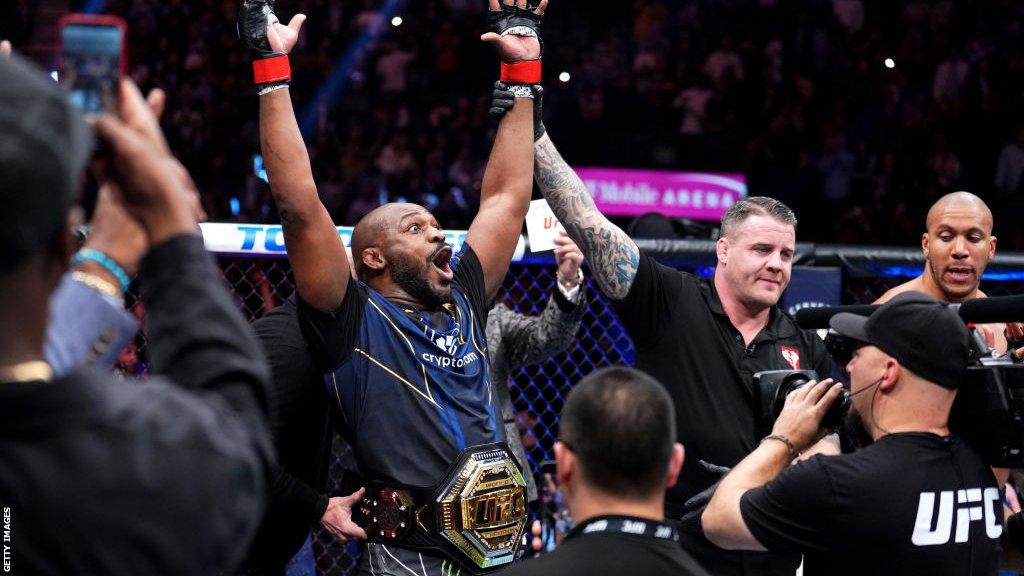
left=64, top=0, right=1024, bottom=247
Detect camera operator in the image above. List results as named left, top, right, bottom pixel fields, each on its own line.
left=702, top=292, right=1002, bottom=575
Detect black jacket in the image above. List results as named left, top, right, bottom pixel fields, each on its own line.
left=0, top=235, right=273, bottom=575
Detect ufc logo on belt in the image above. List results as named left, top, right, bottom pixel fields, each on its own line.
left=911, top=487, right=1003, bottom=546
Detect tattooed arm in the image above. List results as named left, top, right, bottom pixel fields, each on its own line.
left=534, top=133, right=639, bottom=300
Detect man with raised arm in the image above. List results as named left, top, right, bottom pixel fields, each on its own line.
left=496, top=88, right=831, bottom=574
left=238, top=1, right=545, bottom=573
left=0, top=55, right=272, bottom=575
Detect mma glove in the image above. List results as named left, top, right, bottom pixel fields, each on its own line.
left=238, top=0, right=291, bottom=95
left=678, top=460, right=731, bottom=534
left=490, top=82, right=545, bottom=141
left=488, top=2, right=544, bottom=99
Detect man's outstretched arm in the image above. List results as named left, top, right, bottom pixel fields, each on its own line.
left=466, top=0, right=546, bottom=302
left=241, top=1, right=350, bottom=312
left=534, top=133, right=639, bottom=300
left=470, top=97, right=534, bottom=301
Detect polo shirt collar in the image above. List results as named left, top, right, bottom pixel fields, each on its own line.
left=704, top=273, right=797, bottom=340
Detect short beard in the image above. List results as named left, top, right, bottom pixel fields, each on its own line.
left=928, top=258, right=975, bottom=301
left=840, top=406, right=874, bottom=449
left=390, top=257, right=452, bottom=309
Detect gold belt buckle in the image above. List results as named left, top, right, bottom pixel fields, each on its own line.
left=433, top=445, right=527, bottom=571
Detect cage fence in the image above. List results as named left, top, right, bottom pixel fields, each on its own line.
left=118, top=252, right=1024, bottom=575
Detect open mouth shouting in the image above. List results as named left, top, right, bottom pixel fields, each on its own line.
left=430, top=245, right=454, bottom=282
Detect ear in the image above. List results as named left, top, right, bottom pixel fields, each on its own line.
left=362, top=246, right=387, bottom=272
left=554, top=441, right=574, bottom=488
left=665, top=442, right=685, bottom=489
left=921, top=232, right=929, bottom=256
left=716, top=237, right=730, bottom=264
left=879, top=358, right=900, bottom=392
left=989, top=235, right=997, bottom=259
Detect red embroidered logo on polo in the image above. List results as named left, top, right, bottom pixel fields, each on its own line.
left=780, top=345, right=801, bottom=370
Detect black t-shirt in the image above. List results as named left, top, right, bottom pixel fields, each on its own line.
left=297, top=244, right=502, bottom=488
left=614, top=253, right=832, bottom=506
left=0, top=236, right=271, bottom=576
left=741, top=433, right=1002, bottom=576
left=499, top=515, right=712, bottom=576
left=246, top=296, right=336, bottom=573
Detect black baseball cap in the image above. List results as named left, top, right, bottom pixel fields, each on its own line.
left=0, top=53, right=92, bottom=271
left=830, top=292, right=970, bottom=390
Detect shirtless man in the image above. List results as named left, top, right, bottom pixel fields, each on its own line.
left=875, top=191, right=1023, bottom=357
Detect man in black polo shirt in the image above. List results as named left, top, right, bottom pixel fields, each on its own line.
left=702, top=292, right=1001, bottom=575
left=492, top=84, right=833, bottom=573
left=531, top=116, right=831, bottom=573
left=500, top=366, right=710, bottom=576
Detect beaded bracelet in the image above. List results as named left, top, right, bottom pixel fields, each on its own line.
left=70, top=271, right=125, bottom=308
left=71, top=249, right=130, bottom=294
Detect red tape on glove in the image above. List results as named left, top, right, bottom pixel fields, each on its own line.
left=500, top=60, right=542, bottom=84
left=253, top=55, right=291, bottom=85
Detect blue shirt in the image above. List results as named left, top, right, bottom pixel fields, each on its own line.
left=46, top=273, right=138, bottom=375
left=297, top=244, right=503, bottom=488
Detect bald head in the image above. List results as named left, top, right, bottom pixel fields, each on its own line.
left=351, top=205, right=392, bottom=278
left=925, top=192, right=993, bottom=235
left=920, top=191, right=997, bottom=302
left=350, top=203, right=437, bottom=279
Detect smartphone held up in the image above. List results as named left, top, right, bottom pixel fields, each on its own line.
left=57, top=14, right=126, bottom=115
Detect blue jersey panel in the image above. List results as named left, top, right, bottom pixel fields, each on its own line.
left=326, top=284, right=503, bottom=488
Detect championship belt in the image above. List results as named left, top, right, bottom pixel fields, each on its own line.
left=356, top=443, right=528, bottom=574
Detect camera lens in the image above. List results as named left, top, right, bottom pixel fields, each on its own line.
left=773, top=374, right=850, bottom=432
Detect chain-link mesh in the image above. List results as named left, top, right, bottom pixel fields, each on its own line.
left=118, top=255, right=1024, bottom=574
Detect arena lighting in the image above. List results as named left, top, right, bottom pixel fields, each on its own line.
left=884, top=58, right=896, bottom=69
left=558, top=71, right=570, bottom=82
left=298, top=0, right=405, bottom=137
left=391, top=16, right=403, bottom=27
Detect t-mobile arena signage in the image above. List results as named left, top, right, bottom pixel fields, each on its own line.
left=574, top=167, right=747, bottom=220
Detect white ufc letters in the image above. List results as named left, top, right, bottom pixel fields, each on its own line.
left=911, top=488, right=1003, bottom=546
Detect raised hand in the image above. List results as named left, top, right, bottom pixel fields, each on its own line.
left=266, top=12, right=305, bottom=55
left=83, top=186, right=148, bottom=277
left=238, top=0, right=305, bottom=56
left=770, top=379, right=844, bottom=452
left=481, top=0, right=547, bottom=63
left=238, top=0, right=301, bottom=94
left=489, top=82, right=546, bottom=140
left=92, top=79, right=200, bottom=244
left=554, top=230, right=584, bottom=288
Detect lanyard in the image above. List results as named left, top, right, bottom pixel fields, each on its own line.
left=567, top=516, right=679, bottom=543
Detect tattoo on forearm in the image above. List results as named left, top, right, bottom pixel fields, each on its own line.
left=534, top=138, right=639, bottom=300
